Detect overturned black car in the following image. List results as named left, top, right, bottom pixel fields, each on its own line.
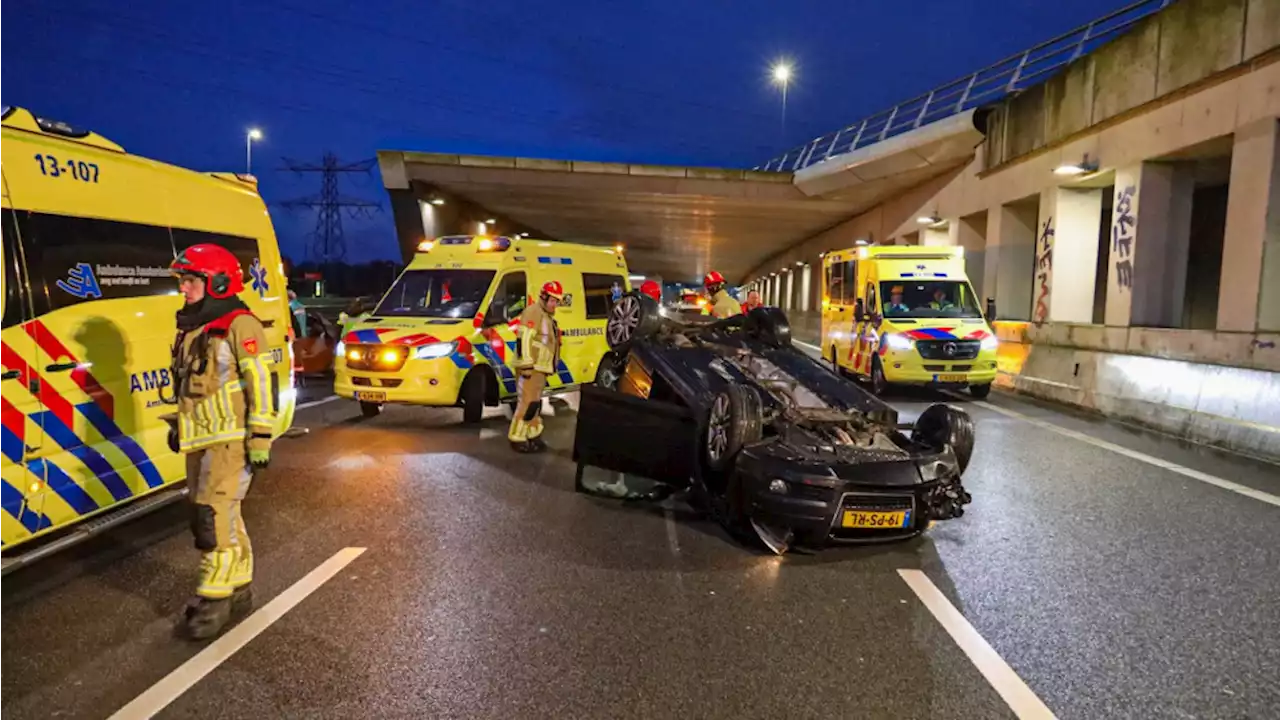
left=572, top=293, right=975, bottom=554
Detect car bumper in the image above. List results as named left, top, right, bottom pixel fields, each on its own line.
left=880, top=355, right=999, bottom=386
left=736, top=449, right=958, bottom=547
left=334, top=358, right=466, bottom=406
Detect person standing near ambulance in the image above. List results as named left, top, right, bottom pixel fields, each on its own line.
left=170, top=244, right=276, bottom=639
left=703, top=270, right=743, bottom=319
left=508, top=281, right=565, bottom=453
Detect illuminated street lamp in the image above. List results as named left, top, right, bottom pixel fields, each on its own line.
left=770, top=61, right=793, bottom=134
left=245, top=128, right=263, bottom=175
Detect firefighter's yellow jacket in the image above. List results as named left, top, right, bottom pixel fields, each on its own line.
left=174, top=311, right=276, bottom=453
left=710, top=289, right=743, bottom=319
left=515, top=302, right=561, bottom=375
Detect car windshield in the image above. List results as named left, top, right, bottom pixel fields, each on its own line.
left=879, top=280, right=981, bottom=319
left=374, top=269, right=496, bottom=318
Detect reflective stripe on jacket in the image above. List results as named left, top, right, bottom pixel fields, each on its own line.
left=516, top=302, right=560, bottom=375
left=176, top=314, right=276, bottom=453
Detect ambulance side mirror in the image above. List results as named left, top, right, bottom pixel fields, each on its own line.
left=484, top=300, right=507, bottom=327
left=985, top=298, right=997, bottom=321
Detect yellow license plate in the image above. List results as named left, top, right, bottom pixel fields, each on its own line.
left=938, top=374, right=968, bottom=383
left=355, top=391, right=386, bottom=403
left=841, top=510, right=909, bottom=529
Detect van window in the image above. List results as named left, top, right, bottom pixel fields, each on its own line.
left=490, top=271, right=527, bottom=322
left=881, top=280, right=981, bottom=319
left=375, top=268, right=495, bottom=319
left=3, top=210, right=27, bottom=328
left=827, top=261, right=850, bottom=305
left=17, top=210, right=176, bottom=311
left=582, top=273, right=625, bottom=319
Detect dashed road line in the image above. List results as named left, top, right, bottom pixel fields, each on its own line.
left=108, top=547, right=368, bottom=720
left=898, top=569, right=1057, bottom=720
left=297, top=395, right=340, bottom=410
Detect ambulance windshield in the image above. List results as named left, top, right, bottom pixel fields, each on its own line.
left=880, top=280, right=981, bottom=319
left=375, top=269, right=496, bottom=318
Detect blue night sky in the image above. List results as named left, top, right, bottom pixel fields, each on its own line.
left=4, top=0, right=1131, bottom=264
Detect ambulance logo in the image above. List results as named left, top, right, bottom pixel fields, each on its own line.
left=56, top=263, right=103, bottom=300
left=249, top=258, right=269, bottom=297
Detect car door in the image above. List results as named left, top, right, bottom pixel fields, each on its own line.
left=1, top=204, right=51, bottom=546
left=478, top=270, right=526, bottom=398
left=573, top=352, right=697, bottom=486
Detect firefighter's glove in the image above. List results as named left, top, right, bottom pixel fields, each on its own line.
left=249, top=448, right=270, bottom=469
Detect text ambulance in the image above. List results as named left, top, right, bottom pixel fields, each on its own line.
left=334, top=235, right=629, bottom=421
left=821, top=245, right=997, bottom=397
left=1, top=107, right=296, bottom=556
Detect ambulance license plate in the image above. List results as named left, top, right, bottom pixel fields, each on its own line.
left=938, top=374, right=968, bottom=383
left=841, top=510, right=909, bottom=529
left=355, top=391, right=386, bottom=403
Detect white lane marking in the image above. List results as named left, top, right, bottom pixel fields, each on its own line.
left=296, top=395, right=339, bottom=410
left=109, top=547, right=368, bottom=720
left=663, top=504, right=681, bottom=558
left=957, top=395, right=1280, bottom=509
left=898, top=569, right=1057, bottom=720
left=794, top=339, right=823, bottom=354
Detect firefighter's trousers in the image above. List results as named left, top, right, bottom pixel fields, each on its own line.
left=508, top=370, right=547, bottom=442
left=185, top=442, right=254, bottom=599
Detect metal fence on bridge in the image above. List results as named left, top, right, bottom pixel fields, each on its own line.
left=755, top=0, right=1171, bottom=173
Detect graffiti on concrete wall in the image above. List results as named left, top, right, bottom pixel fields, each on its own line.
left=1112, top=184, right=1137, bottom=290
left=1032, top=216, right=1054, bottom=325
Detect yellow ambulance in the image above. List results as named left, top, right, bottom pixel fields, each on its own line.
left=821, top=245, right=997, bottom=397
left=334, top=235, right=629, bottom=421
left=1, top=107, right=296, bottom=558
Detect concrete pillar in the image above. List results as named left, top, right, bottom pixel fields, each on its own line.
left=1036, top=187, right=1103, bottom=324
left=921, top=225, right=951, bottom=246
left=1105, top=163, right=1195, bottom=327
left=800, top=264, right=813, bottom=312
left=785, top=270, right=795, bottom=311
left=1219, top=119, right=1280, bottom=332
left=986, top=202, right=1037, bottom=321
left=950, top=213, right=988, bottom=299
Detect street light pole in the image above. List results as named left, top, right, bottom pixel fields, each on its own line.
left=246, top=128, right=263, bottom=174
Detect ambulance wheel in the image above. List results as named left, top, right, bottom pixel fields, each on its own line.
left=359, top=401, right=383, bottom=418
left=461, top=371, right=486, bottom=424
left=969, top=383, right=992, bottom=399
left=606, top=292, right=660, bottom=351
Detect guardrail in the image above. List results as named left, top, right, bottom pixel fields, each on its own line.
left=755, top=0, right=1171, bottom=173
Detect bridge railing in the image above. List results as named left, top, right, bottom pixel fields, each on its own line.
left=756, top=0, right=1171, bottom=173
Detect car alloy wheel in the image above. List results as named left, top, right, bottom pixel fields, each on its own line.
left=607, top=295, right=641, bottom=348
left=707, top=392, right=732, bottom=465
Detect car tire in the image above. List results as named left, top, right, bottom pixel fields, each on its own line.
left=606, top=292, right=661, bottom=352
left=870, top=356, right=889, bottom=396
left=743, top=306, right=792, bottom=348
left=969, top=383, right=992, bottom=399
left=594, top=351, right=624, bottom=390
left=704, top=383, right=763, bottom=473
left=913, top=403, right=975, bottom=475
left=461, top=371, right=486, bottom=424
left=830, top=345, right=841, bottom=376
left=359, top=401, right=383, bottom=418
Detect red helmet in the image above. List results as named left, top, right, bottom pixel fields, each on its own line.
left=171, top=244, right=244, bottom=299
left=704, top=271, right=726, bottom=290
left=639, top=280, right=661, bottom=302
left=541, top=280, right=565, bottom=301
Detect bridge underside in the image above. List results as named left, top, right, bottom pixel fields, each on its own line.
left=378, top=151, right=959, bottom=283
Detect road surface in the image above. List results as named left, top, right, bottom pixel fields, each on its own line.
left=3, top=376, right=1278, bottom=719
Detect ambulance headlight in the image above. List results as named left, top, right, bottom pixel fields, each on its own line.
left=884, top=334, right=914, bottom=352
left=414, top=340, right=458, bottom=360
left=980, top=335, right=999, bottom=351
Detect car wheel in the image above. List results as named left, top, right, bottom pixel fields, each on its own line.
left=969, top=383, right=992, bottom=399
left=461, top=371, right=486, bottom=424
left=704, top=383, right=763, bottom=472
left=594, top=351, right=624, bottom=390
left=743, top=306, right=792, bottom=348
left=913, top=403, right=975, bottom=475
left=870, top=356, right=889, bottom=396
left=359, top=401, right=383, bottom=418
left=606, top=292, right=660, bottom=351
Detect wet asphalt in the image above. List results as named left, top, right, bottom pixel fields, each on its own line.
left=2, top=375, right=1279, bottom=720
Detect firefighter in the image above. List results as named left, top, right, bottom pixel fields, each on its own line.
left=509, top=280, right=564, bottom=453
left=703, top=270, right=743, bottom=319
left=170, top=244, right=276, bottom=639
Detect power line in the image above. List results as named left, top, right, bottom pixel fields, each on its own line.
left=277, top=154, right=381, bottom=264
